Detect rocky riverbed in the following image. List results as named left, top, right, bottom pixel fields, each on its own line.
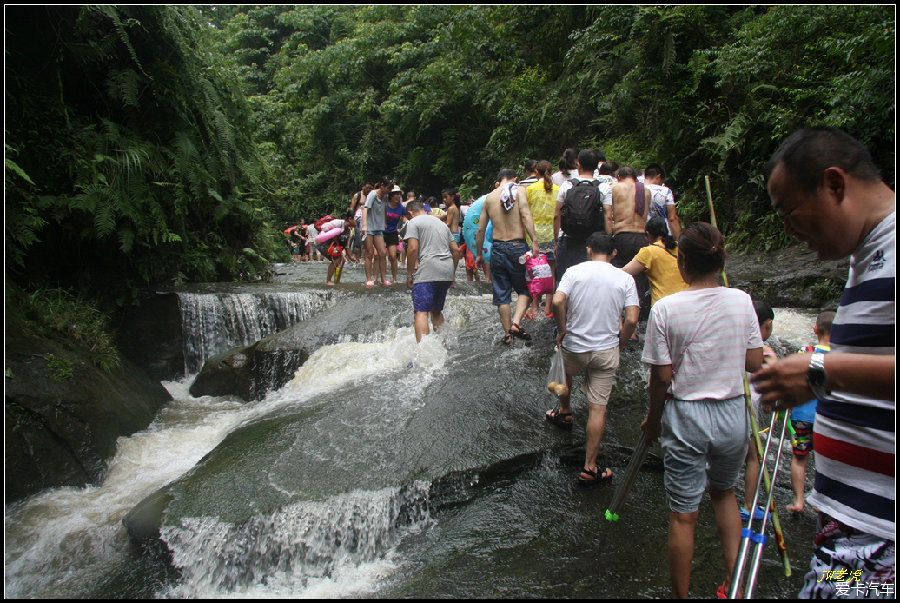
left=4, top=244, right=849, bottom=504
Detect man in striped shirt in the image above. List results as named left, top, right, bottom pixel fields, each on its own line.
left=753, top=127, right=895, bottom=598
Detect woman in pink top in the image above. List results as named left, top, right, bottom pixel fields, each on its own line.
left=640, top=222, right=764, bottom=598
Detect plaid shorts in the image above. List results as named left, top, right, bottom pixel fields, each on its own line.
left=660, top=396, right=748, bottom=513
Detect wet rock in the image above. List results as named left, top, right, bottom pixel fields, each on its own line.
left=726, top=244, right=849, bottom=308
left=115, top=291, right=185, bottom=382
left=4, top=317, right=172, bottom=504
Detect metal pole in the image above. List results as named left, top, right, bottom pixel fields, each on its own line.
left=745, top=412, right=791, bottom=598
left=728, top=411, right=780, bottom=598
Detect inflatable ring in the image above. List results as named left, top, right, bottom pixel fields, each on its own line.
left=315, top=227, right=342, bottom=244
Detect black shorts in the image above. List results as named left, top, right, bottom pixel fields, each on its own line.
left=384, top=231, right=401, bottom=248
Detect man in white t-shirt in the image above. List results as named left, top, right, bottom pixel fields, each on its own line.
left=643, top=163, right=681, bottom=241
left=546, top=232, right=639, bottom=486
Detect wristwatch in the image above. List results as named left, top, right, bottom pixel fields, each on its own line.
left=807, top=352, right=828, bottom=400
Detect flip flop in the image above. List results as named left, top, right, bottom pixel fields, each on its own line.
left=577, top=467, right=612, bottom=487
left=717, top=582, right=743, bottom=599
left=524, top=310, right=537, bottom=320
left=508, top=322, right=532, bottom=342
left=545, top=406, right=573, bottom=430
left=739, top=506, right=766, bottom=522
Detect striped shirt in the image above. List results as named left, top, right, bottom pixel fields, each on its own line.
left=808, top=211, right=895, bottom=541
left=642, top=287, right=763, bottom=401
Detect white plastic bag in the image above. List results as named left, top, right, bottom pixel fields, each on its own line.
left=546, top=346, right=568, bottom=397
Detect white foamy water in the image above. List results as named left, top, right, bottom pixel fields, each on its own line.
left=4, top=325, right=451, bottom=599
left=159, top=483, right=433, bottom=599
left=769, top=307, right=818, bottom=353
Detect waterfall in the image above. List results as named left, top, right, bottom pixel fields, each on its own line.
left=160, top=483, right=433, bottom=598
left=177, top=290, right=336, bottom=375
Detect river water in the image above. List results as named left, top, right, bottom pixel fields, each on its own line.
left=5, top=260, right=820, bottom=598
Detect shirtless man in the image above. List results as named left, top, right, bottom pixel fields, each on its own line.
left=476, top=169, right=541, bottom=344
left=442, top=188, right=462, bottom=245
left=609, top=166, right=651, bottom=318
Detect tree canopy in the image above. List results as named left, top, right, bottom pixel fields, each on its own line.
left=5, top=5, right=895, bottom=303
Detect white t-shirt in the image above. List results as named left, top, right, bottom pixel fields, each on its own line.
left=646, top=183, right=675, bottom=230
left=642, top=287, right=763, bottom=401
left=557, top=260, right=639, bottom=353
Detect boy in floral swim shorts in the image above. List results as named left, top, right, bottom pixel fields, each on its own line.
left=787, top=309, right=834, bottom=514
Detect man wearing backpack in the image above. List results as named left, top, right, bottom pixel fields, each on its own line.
left=554, top=149, right=607, bottom=285
left=610, top=166, right=652, bottom=319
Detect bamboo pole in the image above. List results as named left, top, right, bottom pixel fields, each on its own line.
left=605, top=432, right=649, bottom=521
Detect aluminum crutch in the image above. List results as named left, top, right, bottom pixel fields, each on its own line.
left=728, top=410, right=791, bottom=598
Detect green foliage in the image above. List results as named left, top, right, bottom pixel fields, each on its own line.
left=5, top=5, right=894, bottom=313
left=5, top=6, right=283, bottom=302
left=7, top=285, right=122, bottom=373
left=44, top=354, right=75, bottom=382
left=217, top=3, right=892, bottom=244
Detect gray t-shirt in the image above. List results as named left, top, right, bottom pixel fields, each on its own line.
left=365, top=190, right=388, bottom=232
left=404, top=214, right=454, bottom=284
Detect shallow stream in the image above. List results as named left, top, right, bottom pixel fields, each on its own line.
left=5, top=260, right=820, bottom=598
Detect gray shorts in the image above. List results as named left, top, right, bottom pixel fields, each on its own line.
left=660, top=396, right=748, bottom=513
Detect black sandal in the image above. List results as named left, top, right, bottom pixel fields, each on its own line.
left=577, top=467, right=612, bottom=487
left=545, top=406, right=573, bottom=430
left=508, top=322, right=532, bottom=342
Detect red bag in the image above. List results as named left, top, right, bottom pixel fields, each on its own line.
left=525, top=253, right=554, bottom=297
left=327, top=242, right=344, bottom=258
left=314, top=215, right=335, bottom=231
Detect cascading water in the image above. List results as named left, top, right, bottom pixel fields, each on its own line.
left=4, top=263, right=822, bottom=599
left=177, top=290, right=337, bottom=374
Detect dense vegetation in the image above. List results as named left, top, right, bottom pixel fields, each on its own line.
left=5, top=6, right=895, bottom=318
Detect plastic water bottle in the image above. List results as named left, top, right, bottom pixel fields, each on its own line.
left=519, top=251, right=532, bottom=264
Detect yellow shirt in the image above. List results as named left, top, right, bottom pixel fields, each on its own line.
left=634, top=242, right=688, bottom=305
left=526, top=180, right=559, bottom=244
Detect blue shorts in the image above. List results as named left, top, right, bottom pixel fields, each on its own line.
left=489, top=240, right=530, bottom=306
left=660, top=395, right=748, bottom=513
left=366, top=230, right=384, bottom=238
left=412, top=281, right=451, bottom=313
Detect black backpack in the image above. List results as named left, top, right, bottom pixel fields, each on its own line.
left=560, top=179, right=605, bottom=240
